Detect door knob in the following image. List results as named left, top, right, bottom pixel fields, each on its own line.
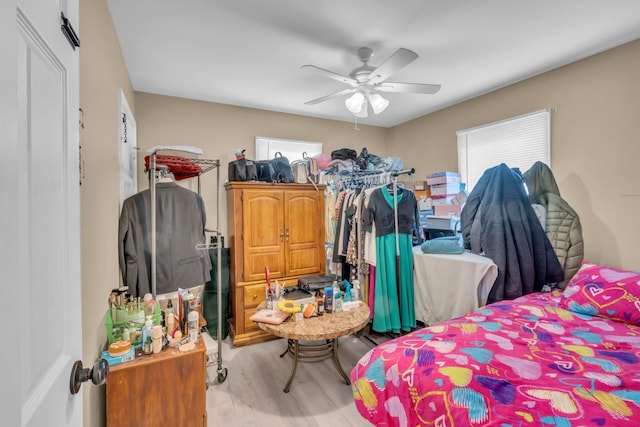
left=70, top=358, right=109, bottom=395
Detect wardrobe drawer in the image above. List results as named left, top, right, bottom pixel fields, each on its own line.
left=244, top=308, right=260, bottom=331
left=244, top=283, right=266, bottom=309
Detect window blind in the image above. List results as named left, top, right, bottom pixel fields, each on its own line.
left=255, top=136, right=322, bottom=161
left=457, top=109, right=550, bottom=192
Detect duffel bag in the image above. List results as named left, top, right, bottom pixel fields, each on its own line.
left=331, top=148, right=357, bottom=161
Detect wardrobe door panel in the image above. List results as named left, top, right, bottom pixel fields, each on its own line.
left=285, top=190, right=324, bottom=277
left=242, top=189, right=286, bottom=282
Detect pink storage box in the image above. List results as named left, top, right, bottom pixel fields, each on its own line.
left=426, top=171, right=461, bottom=186
left=434, top=204, right=462, bottom=217
left=430, top=182, right=461, bottom=196
left=430, top=196, right=455, bottom=205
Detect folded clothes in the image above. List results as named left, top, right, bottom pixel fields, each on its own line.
left=421, top=236, right=464, bottom=254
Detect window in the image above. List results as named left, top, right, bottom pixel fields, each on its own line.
left=457, top=109, right=550, bottom=192
left=255, top=136, right=322, bottom=161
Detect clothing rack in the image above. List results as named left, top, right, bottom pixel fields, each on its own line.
left=147, top=145, right=227, bottom=383
left=324, top=169, right=392, bottom=189
left=327, top=167, right=417, bottom=334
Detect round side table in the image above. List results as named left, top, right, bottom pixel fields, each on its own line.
left=257, top=301, right=370, bottom=392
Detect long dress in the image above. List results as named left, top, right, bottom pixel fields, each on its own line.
left=365, top=186, right=420, bottom=332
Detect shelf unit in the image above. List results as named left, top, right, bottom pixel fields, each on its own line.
left=146, top=145, right=227, bottom=382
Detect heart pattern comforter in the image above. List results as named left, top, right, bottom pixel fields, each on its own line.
left=351, top=291, right=640, bottom=426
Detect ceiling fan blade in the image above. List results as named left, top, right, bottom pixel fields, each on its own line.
left=376, top=82, right=441, bottom=94
left=304, top=88, right=355, bottom=105
left=301, top=65, right=357, bottom=86
left=366, top=48, right=419, bottom=86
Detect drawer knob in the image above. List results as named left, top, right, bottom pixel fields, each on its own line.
left=253, top=294, right=257, bottom=300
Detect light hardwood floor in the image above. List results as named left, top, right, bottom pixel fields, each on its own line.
left=204, top=330, right=389, bottom=427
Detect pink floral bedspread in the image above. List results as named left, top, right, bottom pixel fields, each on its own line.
left=351, top=291, right=640, bottom=426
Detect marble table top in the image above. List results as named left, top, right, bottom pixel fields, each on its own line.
left=258, top=301, right=370, bottom=341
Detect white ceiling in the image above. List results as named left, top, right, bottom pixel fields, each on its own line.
left=107, top=0, right=640, bottom=128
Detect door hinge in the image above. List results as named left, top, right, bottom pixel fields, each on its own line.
left=61, top=12, right=80, bottom=50
left=79, top=108, right=85, bottom=186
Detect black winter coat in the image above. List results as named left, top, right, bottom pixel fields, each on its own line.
left=461, top=164, right=564, bottom=303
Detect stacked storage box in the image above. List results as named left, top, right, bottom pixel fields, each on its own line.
left=423, top=171, right=462, bottom=239
left=426, top=171, right=461, bottom=206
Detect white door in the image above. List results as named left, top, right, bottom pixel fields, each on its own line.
left=13, top=0, right=82, bottom=425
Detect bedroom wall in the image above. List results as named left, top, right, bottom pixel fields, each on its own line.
left=136, top=39, right=640, bottom=273
left=134, top=92, right=388, bottom=238
left=389, top=39, right=640, bottom=272
left=79, top=1, right=134, bottom=426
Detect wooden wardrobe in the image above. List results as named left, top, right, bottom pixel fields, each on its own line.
left=225, top=182, right=326, bottom=346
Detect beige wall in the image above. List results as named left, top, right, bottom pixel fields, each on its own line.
left=79, top=1, right=134, bottom=426
left=390, top=39, right=640, bottom=271
left=134, top=93, right=388, bottom=237
left=137, top=39, right=640, bottom=272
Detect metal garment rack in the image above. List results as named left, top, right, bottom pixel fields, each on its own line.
left=147, top=145, right=227, bottom=383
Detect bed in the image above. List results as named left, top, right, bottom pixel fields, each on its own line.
left=351, top=261, right=640, bottom=426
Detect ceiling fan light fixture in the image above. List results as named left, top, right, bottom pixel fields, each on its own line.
left=353, top=102, right=368, bottom=118
left=369, top=92, right=389, bottom=114
left=345, top=91, right=366, bottom=113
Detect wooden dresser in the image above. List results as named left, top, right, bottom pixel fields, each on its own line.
left=225, top=182, right=326, bottom=346
left=106, top=339, right=207, bottom=427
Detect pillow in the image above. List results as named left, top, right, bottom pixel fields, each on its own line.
left=560, top=261, right=640, bottom=325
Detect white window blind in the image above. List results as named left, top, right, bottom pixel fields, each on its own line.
left=457, top=109, right=550, bottom=192
left=255, top=136, right=322, bottom=161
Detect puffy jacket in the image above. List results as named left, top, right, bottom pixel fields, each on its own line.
left=523, top=162, right=584, bottom=288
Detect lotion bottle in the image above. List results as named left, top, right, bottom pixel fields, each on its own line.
left=332, top=281, right=343, bottom=312
left=188, top=310, right=199, bottom=343
left=165, top=299, right=175, bottom=333
left=152, top=325, right=163, bottom=354
left=166, top=310, right=175, bottom=336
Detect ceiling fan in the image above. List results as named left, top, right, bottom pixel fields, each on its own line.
left=302, top=47, right=441, bottom=117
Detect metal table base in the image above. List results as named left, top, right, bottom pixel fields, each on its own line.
left=279, top=338, right=350, bottom=393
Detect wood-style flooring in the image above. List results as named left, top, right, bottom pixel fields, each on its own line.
left=204, top=329, right=391, bottom=427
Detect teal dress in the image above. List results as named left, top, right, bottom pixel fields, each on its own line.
left=366, top=186, right=419, bottom=333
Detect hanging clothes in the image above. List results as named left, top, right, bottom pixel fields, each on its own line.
left=118, top=181, right=211, bottom=297
left=365, top=185, right=421, bottom=333
left=460, top=163, right=564, bottom=303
